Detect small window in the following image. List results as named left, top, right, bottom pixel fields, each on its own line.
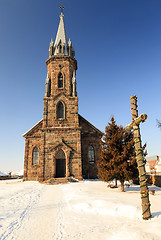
left=33, top=147, right=39, bottom=165
left=88, top=146, right=95, bottom=163
left=57, top=101, right=64, bottom=120
left=58, top=72, right=63, bottom=88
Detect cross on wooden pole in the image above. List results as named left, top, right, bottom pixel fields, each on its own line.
left=125, top=95, right=151, bottom=220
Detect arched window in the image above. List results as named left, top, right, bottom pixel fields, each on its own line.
left=58, top=72, right=63, bottom=88
left=60, top=44, right=62, bottom=53
left=88, top=146, right=95, bottom=163
left=33, top=147, right=39, bottom=165
left=47, top=79, right=51, bottom=97
left=57, top=101, right=65, bottom=120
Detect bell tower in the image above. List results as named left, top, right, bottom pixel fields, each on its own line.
left=43, top=8, right=79, bottom=129
left=41, top=7, right=82, bottom=180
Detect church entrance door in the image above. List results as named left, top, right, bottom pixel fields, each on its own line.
left=56, top=150, right=66, bottom=178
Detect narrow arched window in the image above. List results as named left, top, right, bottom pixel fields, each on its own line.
left=60, top=44, right=62, bottom=53
left=33, top=147, right=39, bottom=165
left=88, top=146, right=95, bottom=163
left=57, top=101, right=64, bottom=120
left=47, top=79, right=51, bottom=97
left=58, top=72, right=63, bottom=88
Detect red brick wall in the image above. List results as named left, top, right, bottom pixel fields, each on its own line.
left=43, top=129, right=82, bottom=179
left=43, top=56, right=79, bottom=129
left=79, top=116, right=102, bottom=179
left=24, top=137, right=41, bottom=181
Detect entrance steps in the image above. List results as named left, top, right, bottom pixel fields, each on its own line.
left=44, top=177, right=79, bottom=185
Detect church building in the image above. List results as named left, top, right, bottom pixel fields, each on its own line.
left=23, top=9, right=102, bottom=182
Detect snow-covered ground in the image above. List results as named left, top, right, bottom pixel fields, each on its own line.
left=0, top=180, right=161, bottom=240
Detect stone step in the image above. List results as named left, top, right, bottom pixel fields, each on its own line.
left=44, top=177, right=70, bottom=185
left=44, top=177, right=79, bottom=185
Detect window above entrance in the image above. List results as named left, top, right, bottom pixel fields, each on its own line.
left=57, top=101, right=65, bottom=120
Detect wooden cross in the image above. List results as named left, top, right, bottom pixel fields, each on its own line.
left=125, top=95, right=151, bottom=220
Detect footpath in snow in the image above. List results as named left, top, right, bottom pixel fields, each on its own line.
left=0, top=179, right=161, bottom=240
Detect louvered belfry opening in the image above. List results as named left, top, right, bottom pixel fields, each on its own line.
left=58, top=72, right=63, bottom=88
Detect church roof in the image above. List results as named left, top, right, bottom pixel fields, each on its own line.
left=22, top=115, right=103, bottom=138
left=79, top=114, right=103, bottom=135
left=22, top=119, right=43, bottom=137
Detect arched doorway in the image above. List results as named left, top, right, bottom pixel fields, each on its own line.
left=56, top=150, right=66, bottom=178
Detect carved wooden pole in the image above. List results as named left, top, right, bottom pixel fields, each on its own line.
left=125, top=95, right=151, bottom=220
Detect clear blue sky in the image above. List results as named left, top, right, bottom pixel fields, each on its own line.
left=1, top=0, right=161, bottom=172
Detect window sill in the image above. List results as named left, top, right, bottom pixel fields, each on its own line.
left=57, top=118, right=65, bottom=121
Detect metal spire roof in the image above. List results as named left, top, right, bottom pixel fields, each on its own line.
left=54, top=12, right=68, bottom=48
left=48, top=7, right=75, bottom=58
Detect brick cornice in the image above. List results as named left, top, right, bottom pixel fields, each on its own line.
left=46, top=55, right=77, bottom=69
left=41, top=127, right=81, bottom=132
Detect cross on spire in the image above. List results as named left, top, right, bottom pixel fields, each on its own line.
left=60, top=5, right=64, bottom=13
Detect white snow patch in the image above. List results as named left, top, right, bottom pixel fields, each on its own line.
left=0, top=180, right=161, bottom=240
left=72, top=200, right=140, bottom=219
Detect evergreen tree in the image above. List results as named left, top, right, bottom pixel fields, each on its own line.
left=97, top=116, right=138, bottom=192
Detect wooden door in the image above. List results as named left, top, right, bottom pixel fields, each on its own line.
left=56, top=159, right=66, bottom=177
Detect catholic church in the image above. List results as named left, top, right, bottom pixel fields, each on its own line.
left=23, top=8, right=102, bottom=182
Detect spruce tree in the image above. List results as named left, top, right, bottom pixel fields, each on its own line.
left=97, top=116, right=138, bottom=192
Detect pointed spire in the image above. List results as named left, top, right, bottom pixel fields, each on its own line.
left=68, top=38, right=72, bottom=46
left=45, top=73, right=51, bottom=97
left=72, top=70, right=76, bottom=83
left=54, top=12, right=68, bottom=47
left=49, top=7, right=75, bottom=57
left=45, top=73, right=49, bottom=84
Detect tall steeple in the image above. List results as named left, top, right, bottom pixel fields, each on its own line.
left=54, top=12, right=68, bottom=50
left=49, top=7, right=75, bottom=57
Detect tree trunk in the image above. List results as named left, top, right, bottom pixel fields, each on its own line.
left=121, top=181, right=124, bottom=192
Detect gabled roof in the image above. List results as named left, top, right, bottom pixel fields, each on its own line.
left=79, top=114, right=103, bottom=135
left=49, top=138, right=72, bottom=153
left=53, top=92, right=70, bottom=101
left=22, top=119, right=43, bottom=137
left=22, top=115, right=103, bottom=137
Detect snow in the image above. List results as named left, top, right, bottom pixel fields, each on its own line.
left=11, top=169, right=23, bottom=176
left=0, top=171, right=8, bottom=176
left=0, top=180, right=161, bottom=240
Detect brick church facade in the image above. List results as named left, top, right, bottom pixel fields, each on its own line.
left=23, top=10, right=102, bottom=182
